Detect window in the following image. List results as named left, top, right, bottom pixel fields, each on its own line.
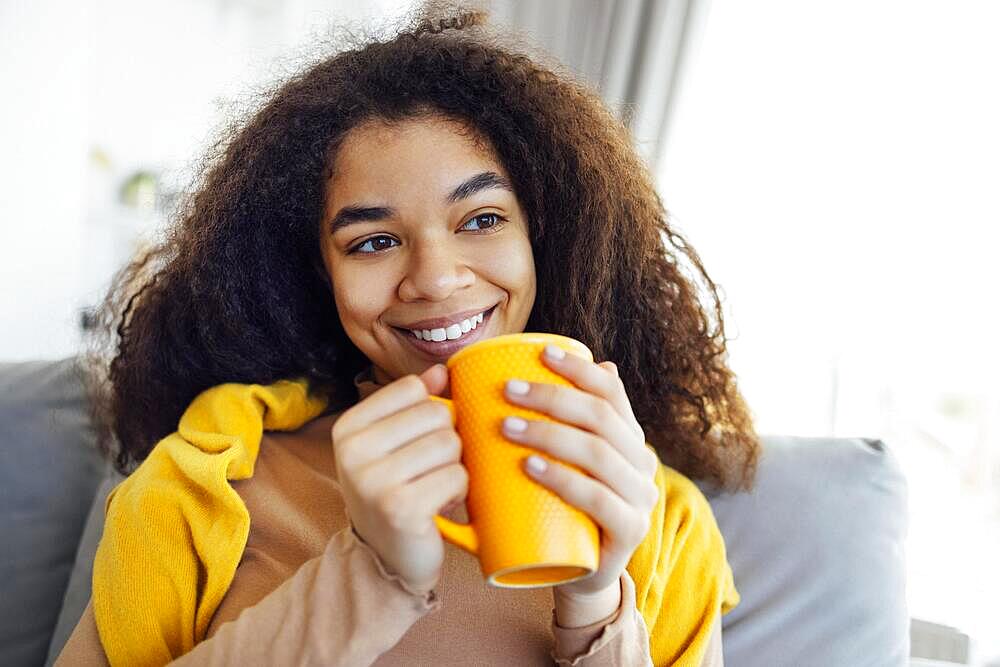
left=660, top=0, right=1000, bottom=659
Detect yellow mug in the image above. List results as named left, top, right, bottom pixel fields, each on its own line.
left=429, top=332, right=600, bottom=588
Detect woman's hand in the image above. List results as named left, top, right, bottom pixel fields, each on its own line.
left=501, top=345, right=660, bottom=611
left=331, top=364, right=467, bottom=596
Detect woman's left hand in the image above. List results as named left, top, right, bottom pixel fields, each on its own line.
left=501, top=344, right=661, bottom=600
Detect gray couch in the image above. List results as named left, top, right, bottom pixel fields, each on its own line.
left=0, top=357, right=910, bottom=666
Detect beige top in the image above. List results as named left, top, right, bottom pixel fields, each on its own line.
left=55, top=370, right=720, bottom=666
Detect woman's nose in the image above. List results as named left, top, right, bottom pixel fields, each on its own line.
left=397, top=240, right=475, bottom=301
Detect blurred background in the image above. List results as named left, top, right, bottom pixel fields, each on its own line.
left=2, top=0, right=997, bottom=663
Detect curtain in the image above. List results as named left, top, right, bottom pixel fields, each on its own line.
left=482, top=0, right=711, bottom=172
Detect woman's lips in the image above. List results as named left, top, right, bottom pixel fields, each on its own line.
left=393, top=306, right=496, bottom=361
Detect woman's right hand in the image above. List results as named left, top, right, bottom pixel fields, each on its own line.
left=330, top=363, right=466, bottom=595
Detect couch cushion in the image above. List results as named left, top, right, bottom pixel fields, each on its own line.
left=701, top=435, right=910, bottom=666
left=0, top=358, right=108, bottom=667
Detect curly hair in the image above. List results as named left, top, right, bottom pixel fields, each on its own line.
left=84, top=4, right=759, bottom=491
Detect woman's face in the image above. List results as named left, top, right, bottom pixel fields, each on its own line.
left=319, top=116, right=537, bottom=384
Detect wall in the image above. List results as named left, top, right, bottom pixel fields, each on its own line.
left=0, top=0, right=416, bottom=361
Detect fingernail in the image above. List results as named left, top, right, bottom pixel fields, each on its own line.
left=544, top=344, right=565, bottom=360
left=525, top=455, right=548, bottom=474
left=506, top=379, right=530, bottom=395
left=504, top=416, right=528, bottom=433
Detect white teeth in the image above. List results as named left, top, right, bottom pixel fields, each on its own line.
left=408, top=309, right=489, bottom=343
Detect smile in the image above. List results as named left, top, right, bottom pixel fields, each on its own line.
left=392, top=305, right=497, bottom=361
left=408, top=309, right=487, bottom=342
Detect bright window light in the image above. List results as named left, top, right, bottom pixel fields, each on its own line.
left=660, top=0, right=1000, bottom=661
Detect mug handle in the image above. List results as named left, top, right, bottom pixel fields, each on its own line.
left=427, top=395, right=480, bottom=556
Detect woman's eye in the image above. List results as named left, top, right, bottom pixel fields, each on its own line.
left=462, top=213, right=506, bottom=231
left=350, top=236, right=398, bottom=254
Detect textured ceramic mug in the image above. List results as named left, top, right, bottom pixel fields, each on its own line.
left=430, top=332, right=600, bottom=588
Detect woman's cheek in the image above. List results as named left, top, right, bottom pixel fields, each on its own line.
left=331, top=268, right=392, bottom=335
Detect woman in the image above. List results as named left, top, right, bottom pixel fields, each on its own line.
left=58, top=7, right=758, bottom=666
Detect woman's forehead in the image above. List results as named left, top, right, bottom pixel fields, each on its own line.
left=334, top=115, right=495, bottom=168
left=326, top=117, right=511, bottom=204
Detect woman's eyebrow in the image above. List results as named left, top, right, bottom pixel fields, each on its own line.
left=445, top=170, right=513, bottom=204
left=329, top=170, right=513, bottom=234
left=328, top=205, right=394, bottom=235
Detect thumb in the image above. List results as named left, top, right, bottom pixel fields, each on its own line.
left=418, top=363, right=449, bottom=396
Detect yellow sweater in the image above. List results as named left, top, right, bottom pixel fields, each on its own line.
left=92, top=379, right=739, bottom=666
